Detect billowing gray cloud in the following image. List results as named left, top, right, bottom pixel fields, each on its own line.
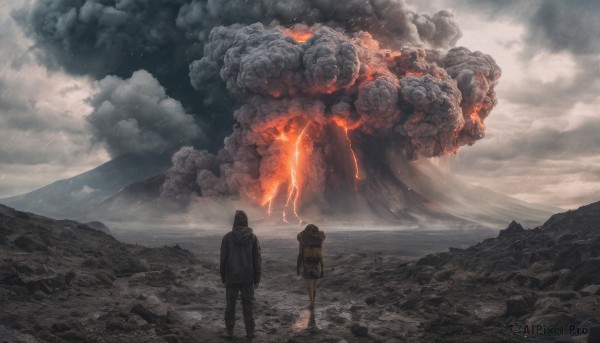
left=528, top=1, right=600, bottom=55
left=12, top=0, right=189, bottom=77
left=444, top=0, right=600, bottom=56
left=399, top=75, right=464, bottom=158
left=162, top=19, right=501, bottom=219
left=0, top=1, right=108, bottom=198
left=88, top=70, right=204, bottom=157
left=13, top=0, right=464, bottom=150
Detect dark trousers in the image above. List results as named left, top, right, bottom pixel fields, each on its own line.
left=225, top=283, right=255, bottom=334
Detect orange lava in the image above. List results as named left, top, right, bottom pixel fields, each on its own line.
left=283, top=122, right=311, bottom=223
left=469, top=103, right=485, bottom=128
left=282, top=27, right=314, bottom=43
left=259, top=120, right=313, bottom=223
left=333, top=119, right=361, bottom=190
left=405, top=71, right=424, bottom=77
left=345, top=128, right=360, bottom=185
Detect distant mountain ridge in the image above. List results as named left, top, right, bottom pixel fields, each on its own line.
left=1, top=152, right=559, bottom=226
left=0, top=152, right=172, bottom=221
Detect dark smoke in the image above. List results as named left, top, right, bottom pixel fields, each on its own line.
left=14, top=0, right=464, bottom=156
left=13, top=0, right=500, bottom=217
left=88, top=70, right=203, bottom=156
left=162, top=22, right=501, bottom=217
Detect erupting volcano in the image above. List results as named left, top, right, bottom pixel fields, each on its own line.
left=161, top=15, right=501, bottom=223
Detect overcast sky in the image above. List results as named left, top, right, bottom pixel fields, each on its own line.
left=0, top=0, right=598, bottom=210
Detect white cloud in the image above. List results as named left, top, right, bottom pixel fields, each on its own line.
left=0, top=2, right=109, bottom=198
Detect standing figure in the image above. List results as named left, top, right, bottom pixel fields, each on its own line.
left=297, top=224, right=326, bottom=310
left=220, top=210, right=262, bottom=339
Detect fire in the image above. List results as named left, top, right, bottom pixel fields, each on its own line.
left=281, top=27, right=314, bottom=43
left=345, top=128, right=360, bottom=185
left=259, top=116, right=363, bottom=222
left=405, top=71, right=424, bottom=77
left=259, top=120, right=313, bottom=223
left=333, top=118, right=361, bottom=189
left=469, top=103, right=485, bottom=128
left=282, top=122, right=311, bottom=223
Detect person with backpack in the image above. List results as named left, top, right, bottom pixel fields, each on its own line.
left=220, top=210, right=262, bottom=339
left=296, top=224, right=326, bottom=310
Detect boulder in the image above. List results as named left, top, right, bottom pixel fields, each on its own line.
left=350, top=322, right=369, bottom=337
left=504, top=296, right=531, bottom=317
left=580, top=284, right=600, bottom=296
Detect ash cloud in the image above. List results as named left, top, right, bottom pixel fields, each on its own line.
left=12, top=0, right=501, bottom=216
left=399, top=75, right=464, bottom=158
left=88, top=70, right=203, bottom=157
left=163, top=22, right=501, bottom=216
left=14, top=0, right=465, bottom=150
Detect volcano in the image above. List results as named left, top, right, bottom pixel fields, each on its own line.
left=158, top=24, right=506, bottom=224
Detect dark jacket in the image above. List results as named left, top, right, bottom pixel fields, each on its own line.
left=297, top=224, right=326, bottom=277
left=220, top=211, right=262, bottom=286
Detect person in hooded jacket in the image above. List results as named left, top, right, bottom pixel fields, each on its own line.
left=297, top=224, right=326, bottom=310
left=220, top=210, right=262, bottom=339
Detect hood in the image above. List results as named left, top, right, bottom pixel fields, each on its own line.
left=233, top=210, right=249, bottom=229
left=232, top=210, right=253, bottom=245
left=299, top=224, right=324, bottom=246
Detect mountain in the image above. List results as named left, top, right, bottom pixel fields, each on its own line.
left=1, top=151, right=558, bottom=227
left=391, top=157, right=560, bottom=227
left=0, top=152, right=172, bottom=222
left=99, top=154, right=558, bottom=227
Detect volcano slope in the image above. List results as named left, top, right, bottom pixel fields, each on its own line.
left=1, top=201, right=599, bottom=342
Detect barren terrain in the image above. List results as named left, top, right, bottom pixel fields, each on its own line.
left=1, top=203, right=599, bottom=342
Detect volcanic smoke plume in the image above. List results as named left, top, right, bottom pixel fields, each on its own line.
left=161, top=12, right=501, bottom=223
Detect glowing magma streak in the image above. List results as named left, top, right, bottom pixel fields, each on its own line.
left=283, top=123, right=311, bottom=224
left=263, top=183, right=279, bottom=218
left=344, top=128, right=360, bottom=189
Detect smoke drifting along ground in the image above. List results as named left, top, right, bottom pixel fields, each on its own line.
left=15, top=0, right=500, bottom=222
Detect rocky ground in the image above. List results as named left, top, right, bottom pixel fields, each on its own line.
left=1, top=201, right=599, bottom=343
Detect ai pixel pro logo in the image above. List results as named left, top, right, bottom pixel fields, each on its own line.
left=509, top=322, right=589, bottom=337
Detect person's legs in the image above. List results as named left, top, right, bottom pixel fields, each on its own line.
left=306, top=279, right=315, bottom=309
left=240, top=284, right=255, bottom=338
left=312, top=279, right=317, bottom=306
left=225, top=284, right=240, bottom=335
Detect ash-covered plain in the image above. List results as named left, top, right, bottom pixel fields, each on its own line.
left=1, top=201, right=599, bottom=342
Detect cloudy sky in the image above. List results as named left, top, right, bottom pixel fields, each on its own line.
left=0, top=0, right=598, bottom=210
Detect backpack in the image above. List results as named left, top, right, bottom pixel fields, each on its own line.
left=303, top=246, right=323, bottom=264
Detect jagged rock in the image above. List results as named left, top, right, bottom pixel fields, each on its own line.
left=94, top=271, right=115, bottom=286
left=59, top=331, right=85, bottom=341
left=497, top=221, right=524, bottom=240
left=432, top=268, right=454, bottom=282
left=131, top=304, right=159, bottom=324
left=350, top=322, right=369, bottom=337
left=32, top=290, right=45, bottom=300
left=553, top=248, right=581, bottom=270
left=580, top=284, right=600, bottom=296
left=50, top=322, right=70, bottom=333
left=106, top=320, right=139, bottom=332
left=504, top=295, right=531, bottom=317
left=543, top=291, right=581, bottom=301
left=416, top=253, right=450, bottom=268
left=161, top=334, right=180, bottom=343
left=14, top=235, right=48, bottom=252
left=130, top=298, right=171, bottom=325
left=571, top=259, right=600, bottom=290
left=85, top=221, right=111, bottom=234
